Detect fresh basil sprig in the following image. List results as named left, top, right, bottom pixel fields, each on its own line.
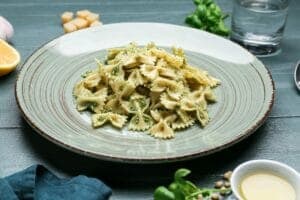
left=154, top=168, right=231, bottom=200
left=185, top=0, right=230, bottom=36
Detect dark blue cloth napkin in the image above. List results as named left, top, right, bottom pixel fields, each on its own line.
left=0, top=165, right=112, bottom=200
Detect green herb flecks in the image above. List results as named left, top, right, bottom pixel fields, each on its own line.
left=97, top=115, right=107, bottom=123
left=87, top=102, right=98, bottom=111
left=111, top=66, right=120, bottom=76
left=134, top=116, right=139, bottom=124
left=138, top=98, right=147, bottom=109
left=143, top=115, right=150, bottom=123
left=81, top=70, right=93, bottom=78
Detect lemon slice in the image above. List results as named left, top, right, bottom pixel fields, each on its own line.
left=0, top=39, right=20, bottom=77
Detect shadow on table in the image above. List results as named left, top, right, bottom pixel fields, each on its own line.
left=20, top=118, right=268, bottom=188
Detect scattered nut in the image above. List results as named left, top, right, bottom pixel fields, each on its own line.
left=71, top=18, right=89, bottom=29
left=211, top=193, right=220, bottom=200
left=76, top=9, right=91, bottom=18
left=90, top=21, right=102, bottom=27
left=214, top=180, right=224, bottom=188
left=197, top=194, right=203, bottom=200
left=86, top=13, right=100, bottom=24
left=223, top=171, right=232, bottom=180
left=63, top=22, right=77, bottom=33
left=224, top=181, right=231, bottom=188
left=220, top=186, right=228, bottom=196
left=61, top=11, right=74, bottom=24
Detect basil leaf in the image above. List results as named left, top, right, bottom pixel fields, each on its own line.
left=168, top=183, right=185, bottom=200
left=154, top=186, right=175, bottom=200
left=174, top=168, right=191, bottom=182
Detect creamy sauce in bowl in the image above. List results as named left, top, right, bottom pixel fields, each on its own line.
left=240, top=172, right=296, bottom=200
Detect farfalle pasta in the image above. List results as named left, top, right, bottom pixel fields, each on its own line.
left=73, top=43, right=220, bottom=139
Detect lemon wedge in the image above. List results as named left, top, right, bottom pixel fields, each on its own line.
left=0, top=39, right=20, bottom=77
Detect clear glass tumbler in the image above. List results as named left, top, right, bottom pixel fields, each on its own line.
left=231, top=0, right=289, bottom=56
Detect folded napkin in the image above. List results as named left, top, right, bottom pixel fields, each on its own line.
left=0, top=165, right=112, bottom=200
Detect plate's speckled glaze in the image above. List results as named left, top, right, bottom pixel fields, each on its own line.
left=15, top=23, right=274, bottom=163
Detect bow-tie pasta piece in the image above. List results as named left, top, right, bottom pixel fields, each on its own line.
left=180, top=97, right=197, bottom=111
left=164, top=114, right=177, bottom=124
left=160, top=93, right=179, bottom=110
left=108, top=113, right=127, bottom=128
left=158, top=67, right=178, bottom=80
left=150, top=110, right=162, bottom=122
left=172, top=47, right=186, bottom=59
left=73, top=81, right=92, bottom=98
left=131, top=95, right=150, bottom=112
left=128, top=114, right=153, bottom=131
left=196, top=106, right=209, bottom=127
left=92, top=113, right=109, bottom=128
left=176, top=109, right=193, bottom=124
left=150, top=110, right=176, bottom=123
left=150, top=119, right=174, bottom=139
left=166, top=82, right=185, bottom=100
left=156, top=58, right=168, bottom=68
left=110, top=79, right=135, bottom=98
left=104, top=64, right=125, bottom=79
left=128, top=69, right=145, bottom=86
left=121, top=95, right=150, bottom=114
left=138, top=54, right=157, bottom=65
left=204, top=87, right=217, bottom=102
left=76, top=87, right=107, bottom=112
left=151, top=77, right=178, bottom=93
left=121, top=55, right=138, bottom=68
left=150, top=48, right=168, bottom=59
left=91, top=88, right=108, bottom=113
left=149, top=91, right=163, bottom=110
left=92, top=112, right=127, bottom=128
left=164, top=54, right=184, bottom=69
left=107, top=48, right=124, bottom=60
left=105, top=97, right=127, bottom=115
left=172, top=118, right=195, bottom=130
left=140, top=64, right=159, bottom=81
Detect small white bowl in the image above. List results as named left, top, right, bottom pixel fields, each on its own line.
left=231, top=160, right=300, bottom=200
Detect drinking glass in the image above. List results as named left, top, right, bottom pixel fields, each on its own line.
left=231, top=0, right=289, bottom=56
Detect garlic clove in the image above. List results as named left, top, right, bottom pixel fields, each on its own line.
left=0, top=29, right=6, bottom=41
left=0, top=16, right=14, bottom=41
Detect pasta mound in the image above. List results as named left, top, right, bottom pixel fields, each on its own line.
left=73, top=43, right=220, bottom=139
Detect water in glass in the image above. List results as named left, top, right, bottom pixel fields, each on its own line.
left=231, top=0, right=289, bottom=56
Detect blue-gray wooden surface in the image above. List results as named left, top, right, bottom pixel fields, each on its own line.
left=0, top=0, right=300, bottom=199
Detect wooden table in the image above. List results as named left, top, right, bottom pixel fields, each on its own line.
left=0, top=0, right=299, bottom=199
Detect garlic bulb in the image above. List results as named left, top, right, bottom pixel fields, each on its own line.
left=0, top=16, right=14, bottom=41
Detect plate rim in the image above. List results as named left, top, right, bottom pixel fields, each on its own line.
left=15, top=22, right=275, bottom=163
